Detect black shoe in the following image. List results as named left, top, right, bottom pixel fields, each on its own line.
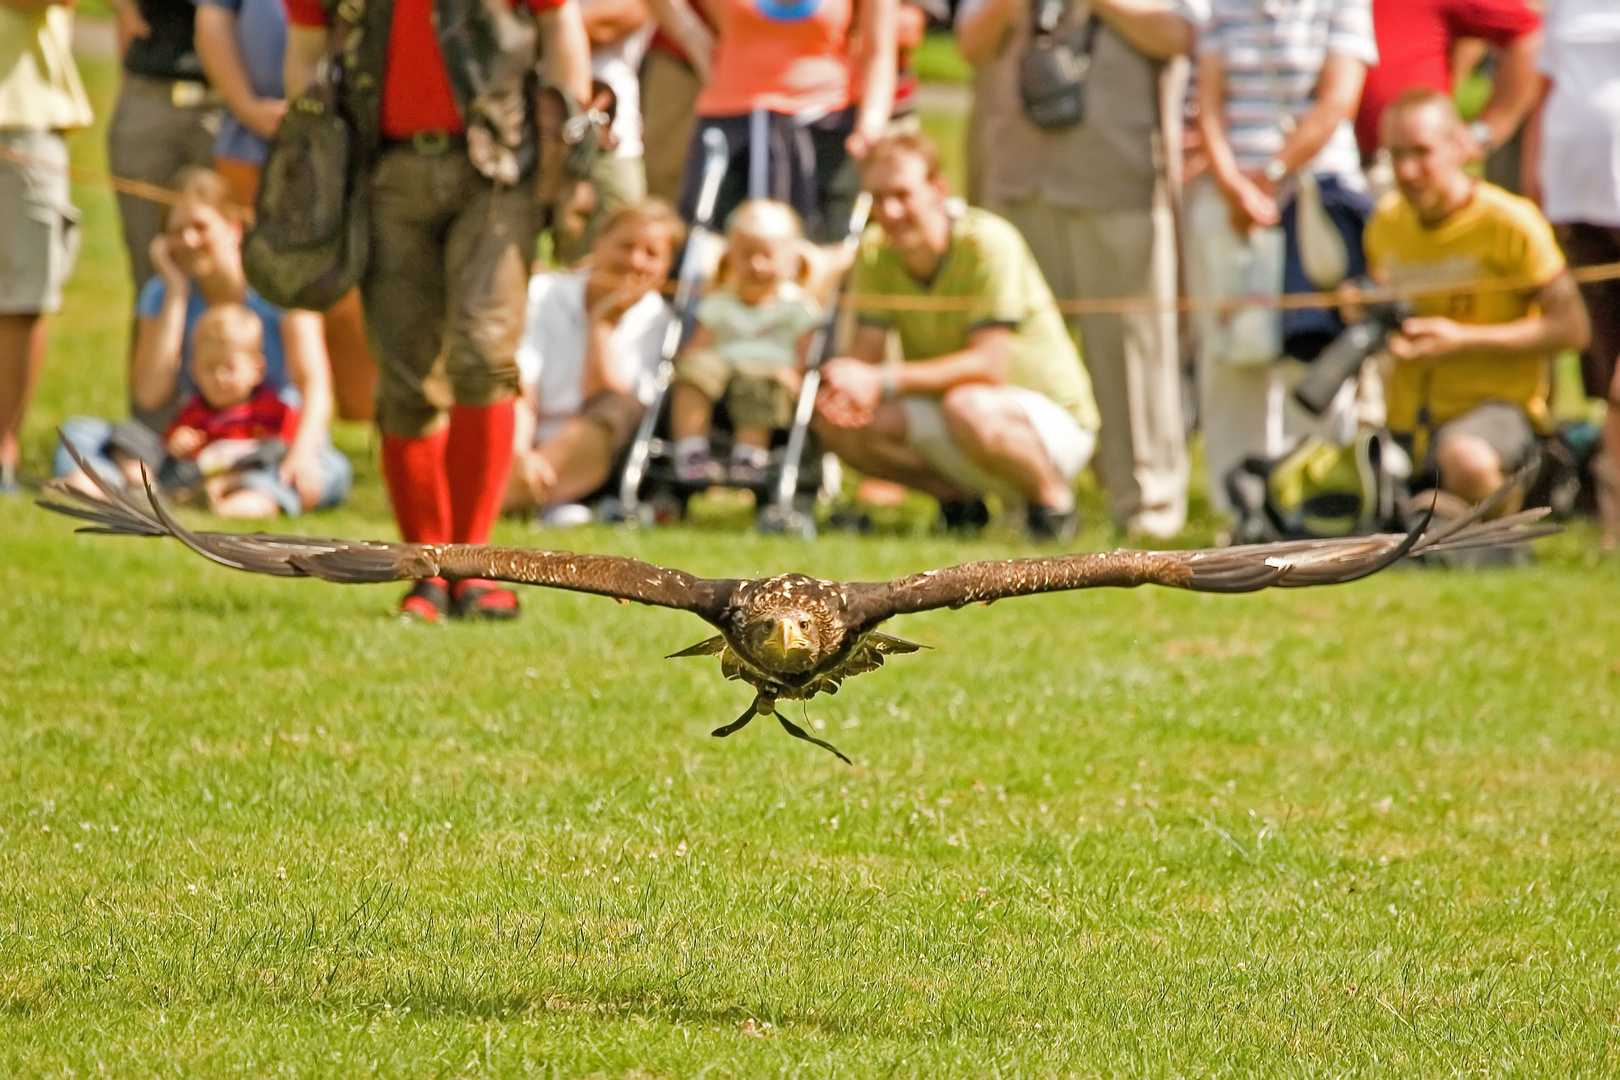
left=937, top=498, right=990, bottom=536
left=1025, top=503, right=1079, bottom=544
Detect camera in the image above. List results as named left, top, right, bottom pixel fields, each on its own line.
left=1293, top=293, right=1412, bottom=416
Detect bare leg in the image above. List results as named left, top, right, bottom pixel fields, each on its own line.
left=1599, top=381, right=1620, bottom=549
left=939, top=385, right=1072, bottom=508
left=812, top=404, right=968, bottom=502
left=733, top=424, right=771, bottom=450
left=670, top=383, right=715, bottom=441
left=208, top=477, right=282, bottom=519
left=533, top=415, right=617, bottom=506
left=1436, top=434, right=1519, bottom=519
left=0, top=313, right=48, bottom=477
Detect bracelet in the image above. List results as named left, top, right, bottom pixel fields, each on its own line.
left=880, top=365, right=899, bottom=402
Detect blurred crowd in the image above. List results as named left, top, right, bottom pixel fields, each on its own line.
left=3, top=0, right=1617, bottom=617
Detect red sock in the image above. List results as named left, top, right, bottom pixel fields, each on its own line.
left=380, top=429, right=451, bottom=544
left=445, top=400, right=516, bottom=545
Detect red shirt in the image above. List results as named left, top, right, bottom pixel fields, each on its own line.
left=1355, top=0, right=1540, bottom=159
left=167, top=387, right=301, bottom=452
left=284, top=0, right=569, bottom=139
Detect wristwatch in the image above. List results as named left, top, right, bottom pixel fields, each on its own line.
left=1262, top=157, right=1289, bottom=185
left=1468, top=120, right=1494, bottom=152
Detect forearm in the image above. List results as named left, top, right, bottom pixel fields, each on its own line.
left=1094, top=0, right=1192, bottom=61
left=954, top=0, right=1016, bottom=67
left=892, top=341, right=1010, bottom=395
left=644, top=0, right=713, bottom=71
left=1271, top=55, right=1364, bottom=175
left=1445, top=311, right=1587, bottom=358
left=541, top=3, right=594, bottom=106
left=196, top=10, right=265, bottom=121
left=1474, top=32, right=1543, bottom=147
left=131, top=305, right=189, bottom=413
left=284, top=26, right=326, bottom=99
left=1195, top=57, right=1246, bottom=189
left=282, top=311, right=334, bottom=456
left=582, top=321, right=629, bottom=397
left=853, top=0, right=898, bottom=135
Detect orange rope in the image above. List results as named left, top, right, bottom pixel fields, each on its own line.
left=8, top=141, right=1618, bottom=317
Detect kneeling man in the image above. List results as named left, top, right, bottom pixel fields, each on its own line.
left=814, top=132, right=1101, bottom=542
left=1366, top=89, right=1589, bottom=514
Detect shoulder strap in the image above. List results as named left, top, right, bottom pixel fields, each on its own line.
left=1029, top=0, right=1098, bottom=50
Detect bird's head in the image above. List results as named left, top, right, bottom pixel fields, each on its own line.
left=744, top=610, right=823, bottom=673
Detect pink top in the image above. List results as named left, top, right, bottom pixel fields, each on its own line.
left=696, top=0, right=854, bottom=118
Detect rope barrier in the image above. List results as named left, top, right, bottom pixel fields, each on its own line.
left=8, top=141, right=1619, bottom=318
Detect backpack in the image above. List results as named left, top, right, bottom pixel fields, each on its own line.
left=1226, top=426, right=1409, bottom=544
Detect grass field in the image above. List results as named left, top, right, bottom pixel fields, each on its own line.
left=4, top=50, right=1620, bottom=1079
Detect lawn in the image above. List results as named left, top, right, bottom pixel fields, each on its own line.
left=3, top=48, right=1620, bottom=1079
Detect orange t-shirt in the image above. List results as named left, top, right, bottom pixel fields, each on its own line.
left=285, top=0, right=568, bottom=139
left=695, top=0, right=854, bottom=119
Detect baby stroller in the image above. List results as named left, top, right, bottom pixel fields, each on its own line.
left=602, top=128, right=871, bottom=538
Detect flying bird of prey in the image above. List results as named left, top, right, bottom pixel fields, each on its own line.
left=39, top=459, right=1554, bottom=763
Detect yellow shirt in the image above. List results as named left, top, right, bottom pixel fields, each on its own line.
left=0, top=5, right=93, bottom=132
left=1364, top=182, right=1565, bottom=435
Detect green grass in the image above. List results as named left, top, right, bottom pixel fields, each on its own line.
left=5, top=50, right=1620, bottom=1080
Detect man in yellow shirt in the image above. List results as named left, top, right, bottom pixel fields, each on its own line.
left=1, top=0, right=93, bottom=493
left=1362, top=87, right=1588, bottom=513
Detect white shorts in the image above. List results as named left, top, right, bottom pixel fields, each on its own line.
left=900, top=387, right=1096, bottom=501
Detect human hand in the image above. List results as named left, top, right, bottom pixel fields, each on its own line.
left=167, top=426, right=205, bottom=459
left=518, top=450, right=559, bottom=504
left=149, top=234, right=188, bottom=289
left=846, top=117, right=885, bottom=162
left=1222, top=172, right=1280, bottom=234
left=279, top=445, right=325, bottom=510
left=244, top=97, right=289, bottom=140
left=1336, top=279, right=1369, bottom=326
left=1390, top=316, right=1472, bottom=362
left=816, top=358, right=882, bottom=428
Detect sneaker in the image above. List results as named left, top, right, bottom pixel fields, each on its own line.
left=1025, top=503, right=1079, bottom=544
left=539, top=502, right=593, bottom=527
left=729, top=446, right=771, bottom=487
left=399, top=577, right=451, bottom=623
left=936, top=497, right=990, bottom=537
left=675, top=445, right=723, bottom=485
left=450, top=578, right=521, bottom=621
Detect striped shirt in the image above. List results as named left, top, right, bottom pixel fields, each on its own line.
left=1192, top=0, right=1377, bottom=179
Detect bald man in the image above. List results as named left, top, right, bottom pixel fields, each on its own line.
left=1360, top=87, right=1588, bottom=516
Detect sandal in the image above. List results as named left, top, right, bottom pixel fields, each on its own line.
left=399, top=577, right=451, bottom=623
left=451, top=578, right=521, bottom=621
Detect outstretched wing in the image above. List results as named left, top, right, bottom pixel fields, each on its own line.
left=842, top=492, right=1558, bottom=625
left=37, top=460, right=734, bottom=620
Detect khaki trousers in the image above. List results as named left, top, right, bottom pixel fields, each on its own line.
left=639, top=49, right=701, bottom=206
left=364, top=148, right=538, bottom=437
left=999, top=194, right=1189, bottom=536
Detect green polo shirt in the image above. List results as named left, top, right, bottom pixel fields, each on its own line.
left=850, top=207, right=1099, bottom=431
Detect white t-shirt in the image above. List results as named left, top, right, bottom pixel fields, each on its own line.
left=515, top=272, right=672, bottom=445
left=1538, top=0, right=1620, bottom=227
left=586, top=0, right=652, bottom=161
left=1193, top=0, right=1377, bottom=180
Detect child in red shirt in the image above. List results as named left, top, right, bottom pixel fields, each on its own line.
left=163, top=303, right=302, bottom=518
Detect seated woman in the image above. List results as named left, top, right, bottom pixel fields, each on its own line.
left=55, top=168, right=350, bottom=515
left=505, top=198, right=683, bottom=520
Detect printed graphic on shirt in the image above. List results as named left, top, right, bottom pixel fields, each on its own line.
left=753, top=0, right=825, bottom=23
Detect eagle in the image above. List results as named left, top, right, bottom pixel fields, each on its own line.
left=38, top=460, right=1554, bottom=764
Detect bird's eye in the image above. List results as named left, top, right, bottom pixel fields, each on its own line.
left=798, top=620, right=810, bottom=632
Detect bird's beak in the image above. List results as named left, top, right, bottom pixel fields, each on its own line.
left=764, top=617, right=811, bottom=659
